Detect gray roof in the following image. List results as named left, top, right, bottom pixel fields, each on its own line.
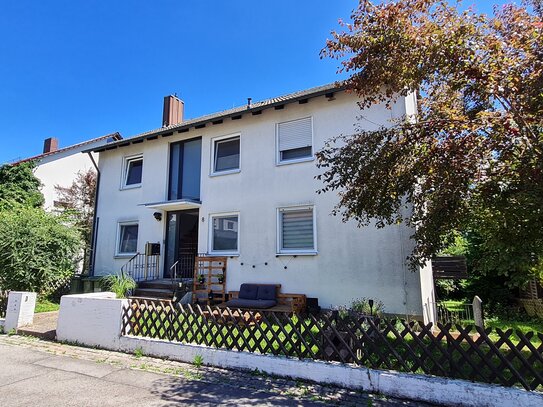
left=85, top=82, right=344, bottom=153
left=14, top=132, right=122, bottom=165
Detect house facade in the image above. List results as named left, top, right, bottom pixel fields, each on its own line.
left=87, top=84, right=435, bottom=321
left=14, top=133, right=121, bottom=210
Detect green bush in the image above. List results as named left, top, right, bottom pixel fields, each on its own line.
left=0, top=206, right=81, bottom=296
left=351, top=297, right=385, bottom=317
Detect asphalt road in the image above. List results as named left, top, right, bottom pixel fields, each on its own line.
left=0, top=343, right=319, bottom=406
left=0, top=336, right=434, bottom=406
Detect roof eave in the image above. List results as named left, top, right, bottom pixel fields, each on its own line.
left=12, top=132, right=123, bottom=165
left=85, top=83, right=346, bottom=154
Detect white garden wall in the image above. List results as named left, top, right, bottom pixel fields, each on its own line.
left=56, top=292, right=127, bottom=348
left=118, top=336, right=542, bottom=407
left=56, top=293, right=543, bottom=407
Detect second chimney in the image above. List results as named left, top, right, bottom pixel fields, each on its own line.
left=162, top=95, right=184, bottom=127
left=43, top=137, right=59, bottom=154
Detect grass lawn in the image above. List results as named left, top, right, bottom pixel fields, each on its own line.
left=486, top=317, right=543, bottom=334
left=440, top=300, right=543, bottom=344
left=35, top=299, right=60, bottom=313
left=441, top=300, right=466, bottom=312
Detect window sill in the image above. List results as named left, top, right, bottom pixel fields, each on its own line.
left=276, top=251, right=318, bottom=256
left=120, top=184, right=142, bottom=191
left=209, top=169, right=241, bottom=177
left=208, top=252, right=240, bottom=257
left=276, top=156, right=314, bottom=167
left=114, top=254, right=137, bottom=259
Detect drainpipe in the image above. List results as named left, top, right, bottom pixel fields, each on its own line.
left=87, top=152, right=100, bottom=277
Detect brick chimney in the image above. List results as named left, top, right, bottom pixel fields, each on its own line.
left=162, top=95, right=184, bottom=127
left=43, top=137, right=59, bottom=153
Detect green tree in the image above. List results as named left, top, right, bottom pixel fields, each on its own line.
left=318, top=0, right=543, bottom=286
left=0, top=161, right=44, bottom=210
left=0, top=207, right=81, bottom=295
left=54, top=169, right=97, bottom=272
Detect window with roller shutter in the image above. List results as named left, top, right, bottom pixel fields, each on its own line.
left=276, top=117, right=313, bottom=164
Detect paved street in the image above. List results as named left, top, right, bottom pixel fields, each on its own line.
left=0, top=335, right=434, bottom=406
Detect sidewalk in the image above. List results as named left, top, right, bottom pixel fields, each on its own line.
left=0, top=334, right=436, bottom=406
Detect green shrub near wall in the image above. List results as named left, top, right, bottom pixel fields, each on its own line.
left=0, top=206, right=81, bottom=296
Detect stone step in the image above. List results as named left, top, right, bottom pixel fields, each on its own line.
left=17, top=311, right=58, bottom=341
left=18, top=327, right=56, bottom=340
left=133, top=288, right=173, bottom=299
left=137, top=280, right=175, bottom=290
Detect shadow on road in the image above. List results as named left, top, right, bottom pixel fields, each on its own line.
left=150, top=374, right=322, bottom=406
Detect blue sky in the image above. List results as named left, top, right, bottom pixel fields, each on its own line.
left=0, top=1, right=506, bottom=163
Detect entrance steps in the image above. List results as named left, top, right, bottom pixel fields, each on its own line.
left=132, top=279, right=186, bottom=300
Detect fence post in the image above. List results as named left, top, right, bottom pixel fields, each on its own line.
left=473, top=295, right=484, bottom=328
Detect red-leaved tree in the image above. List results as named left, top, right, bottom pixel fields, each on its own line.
left=318, top=0, right=543, bottom=286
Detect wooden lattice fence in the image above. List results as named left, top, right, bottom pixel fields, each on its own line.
left=121, top=298, right=543, bottom=391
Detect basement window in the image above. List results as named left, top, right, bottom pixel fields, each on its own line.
left=209, top=213, right=240, bottom=255
left=117, top=222, right=139, bottom=256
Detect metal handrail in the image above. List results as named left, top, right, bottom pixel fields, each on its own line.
left=121, top=252, right=160, bottom=282
left=120, top=252, right=140, bottom=274
left=170, top=260, right=179, bottom=289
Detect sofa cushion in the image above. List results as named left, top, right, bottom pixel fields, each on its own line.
left=239, top=283, right=258, bottom=300
left=257, top=285, right=277, bottom=301
left=225, top=299, right=277, bottom=309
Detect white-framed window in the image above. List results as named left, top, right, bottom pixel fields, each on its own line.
left=209, top=212, right=240, bottom=255
left=116, top=222, right=139, bottom=256
left=122, top=154, right=143, bottom=188
left=276, top=117, right=313, bottom=164
left=277, top=206, right=317, bottom=254
left=211, top=134, right=241, bottom=175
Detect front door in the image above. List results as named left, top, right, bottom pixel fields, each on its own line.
left=164, top=209, right=199, bottom=279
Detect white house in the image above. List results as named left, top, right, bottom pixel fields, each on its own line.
left=14, top=133, right=122, bottom=210
left=85, top=84, right=436, bottom=321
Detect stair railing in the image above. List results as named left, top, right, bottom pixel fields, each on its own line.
left=121, top=252, right=160, bottom=282
left=170, top=260, right=179, bottom=290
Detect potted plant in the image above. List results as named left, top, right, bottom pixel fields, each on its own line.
left=198, top=274, right=205, bottom=284
left=217, top=273, right=224, bottom=284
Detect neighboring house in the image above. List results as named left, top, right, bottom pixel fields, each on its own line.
left=85, top=84, right=436, bottom=322
left=13, top=133, right=122, bottom=210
